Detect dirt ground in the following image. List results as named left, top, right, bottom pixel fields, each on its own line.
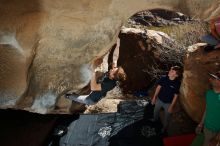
left=167, top=105, right=197, bottom=136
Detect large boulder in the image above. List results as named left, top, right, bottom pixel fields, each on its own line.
left=128, top=9, right=191, bottom=27
left=118, top=27, right=181, bottom=92
left=180, top=44, right=220, bottom=122
left=0, top=0, right=219, bottom=114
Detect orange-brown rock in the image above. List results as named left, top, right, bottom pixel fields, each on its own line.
left=180, top=43, right=220, bottom=122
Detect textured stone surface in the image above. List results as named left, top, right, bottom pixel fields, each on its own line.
left=0, top=0, right=219, bottom=114
left=180, top=43, right=220, bottom=122
left=118, top=27, right=180, bottom=93
left=128, top=9, right=191, bottom=27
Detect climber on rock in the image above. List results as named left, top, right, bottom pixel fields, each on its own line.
left=65, top=66, right=126, bottom=105
left=65, top=38, right=126, bottom=105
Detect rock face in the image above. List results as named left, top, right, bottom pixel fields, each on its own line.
left=118, top=27, right=182, bottom=93
left=128, top=9, right=191, bottom=27
left=181, top=44, right=220, bottom=122
left=0, top=0, right=219, bottom=114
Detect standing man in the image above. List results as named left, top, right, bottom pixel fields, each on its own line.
left=151, top=66, right=182, bottom=133
left=196, top=71, right=220, bottom=146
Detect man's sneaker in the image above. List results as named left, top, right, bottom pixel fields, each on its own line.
left=65, top=93, right=79, bottom=100
left=65, top=93, right=72, bottom=98
left=53, top=125, right=68, bottom=137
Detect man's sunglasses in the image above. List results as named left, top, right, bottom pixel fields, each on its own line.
left=208, top=73, right=220, bottom=81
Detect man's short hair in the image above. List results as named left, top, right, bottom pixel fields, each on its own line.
left=115, top=66, right=126, bottom=81
left=171, top=66, right=183, bottom=77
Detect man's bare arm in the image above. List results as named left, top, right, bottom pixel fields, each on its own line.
left=151, top=85, right=161, bottom=105
left=90, top=72, right=101, bottom=91
left=168, top=94, right=178, bottom=113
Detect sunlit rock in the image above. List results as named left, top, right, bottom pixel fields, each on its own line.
left=0, top=0, right=219, bottom=113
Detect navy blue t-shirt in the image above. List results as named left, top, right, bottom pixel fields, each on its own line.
left=88, top=77, right=117, bottom=102
left=157, top=75, right=181, bottom=103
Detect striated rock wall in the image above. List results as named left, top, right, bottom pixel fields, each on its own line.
left=0, top=0, right=219, bottom=114
left=181, top=44, right=220, bottom=122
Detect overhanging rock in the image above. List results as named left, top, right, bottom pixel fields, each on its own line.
left=0, top=0, right=219, bottom=114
